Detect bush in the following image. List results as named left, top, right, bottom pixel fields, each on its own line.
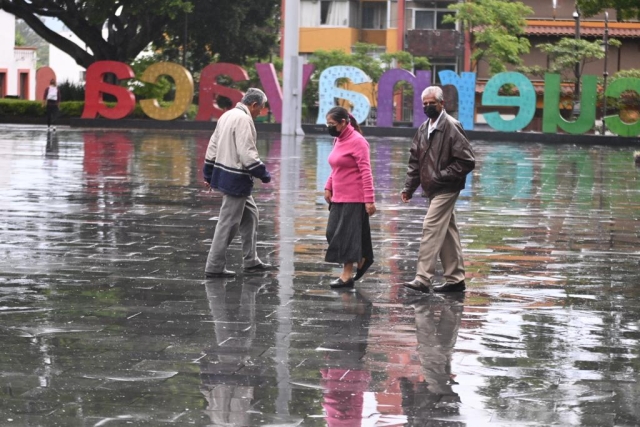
left=58, top=81, right=85, bottom=102
left=59, top=101, right=85, bottom=117
left=0, top=98, right=198, bottom=120
left=0, top=99, right=45, bottom=116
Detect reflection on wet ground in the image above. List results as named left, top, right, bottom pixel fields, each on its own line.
left=1, top=125, right=639, bottom=426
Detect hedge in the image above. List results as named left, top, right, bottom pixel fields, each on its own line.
left=0, top=99, right=198, bottom=120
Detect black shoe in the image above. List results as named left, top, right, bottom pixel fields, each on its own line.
left=205, top=269, right=235, bottom=278
left=432, top=281, right=466, bottom=293
left=244, top=262, right=277, bottom=273
left=353, top=258, right=374, bottom=281
left=330, top=278, right=354, bottom=289
left=403, top=279, right=430, bottom=293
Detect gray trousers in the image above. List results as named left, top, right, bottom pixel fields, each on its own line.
left=205, top=194, right=261, bottom=273
left=415, top=191, right=466, bottom=285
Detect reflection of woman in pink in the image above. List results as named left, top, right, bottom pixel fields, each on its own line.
left=324, top=106, right=376, bottom=289
left=320, top=290, right=372, bottom=426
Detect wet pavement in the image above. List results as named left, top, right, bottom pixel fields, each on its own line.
left=1, top=125, right=639, bottom=426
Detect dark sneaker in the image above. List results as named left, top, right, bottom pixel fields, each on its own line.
left=330, top=278, right=354, bottom=289
left=244, top=263, right=277, bottom=273
left=432, top=281, right=466, bottom=293
left=403, top=279, right=430, bottom=293
left=205, top=269, right=235, bottom=278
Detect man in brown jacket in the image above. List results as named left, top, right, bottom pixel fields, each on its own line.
left=401, top=86, right=475, bottom=293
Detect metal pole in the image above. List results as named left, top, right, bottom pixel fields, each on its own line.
left=282, top=0, right=304, bottom=136
left=183, top=11, right=188, bottom=68
left=573, top=6, right=581, bottom=116
left=602, top=11, right=609, bottom=135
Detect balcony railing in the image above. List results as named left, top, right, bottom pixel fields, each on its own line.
left=406, top=29, right=461, bottom=58
left=14, top=47, right=37, bottom=65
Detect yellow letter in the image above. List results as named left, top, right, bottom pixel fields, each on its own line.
left=139, top=62, right=194, bottom=120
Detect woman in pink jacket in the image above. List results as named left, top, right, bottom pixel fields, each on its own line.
left=324, top=107, right=376, bottom=289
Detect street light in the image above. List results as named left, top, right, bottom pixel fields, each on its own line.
left=602, top=11, right=609, bottom=135
left=572, top=8, right=581, bottom=116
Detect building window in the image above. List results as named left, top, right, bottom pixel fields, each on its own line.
left=413, top=9, right=455, bottom=30
left=0, top=73, right=6, bottom=98
left=362, top=2, right=387, bottom=29
left=433, top=63, right=457, bottom=84
left=300, top=0, right=352, bottom=27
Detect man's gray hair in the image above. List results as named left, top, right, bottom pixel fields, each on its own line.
left=241, top=88, right=268, bottom=106
left=421, top=86, right=444, bottom=102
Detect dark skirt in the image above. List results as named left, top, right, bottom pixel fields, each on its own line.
left=325, top=203, right=374, bottom=264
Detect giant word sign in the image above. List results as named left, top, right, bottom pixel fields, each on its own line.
left=81, top=61, right=640, bottom=137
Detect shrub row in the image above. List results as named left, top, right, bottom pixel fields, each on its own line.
left=0, top=99, right=198, bottom=120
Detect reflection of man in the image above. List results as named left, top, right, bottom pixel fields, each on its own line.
left=401, top=294, right=464, bottom=426
left=200, top=278, right=258, bottom=426
left=320, top=290, right=372, bottom=427
left=203, top=88, right=275, bottom=278
left=402, top=86, right=475, bottom=293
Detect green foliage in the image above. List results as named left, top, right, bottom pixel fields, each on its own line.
left=526, top=38, right=622, bottom=81
left=15, top=30, right=26, bottom=46
left=445, top=0, right=533, bottom=75
left=577, top=0, right=640, bottom=20
left=128, top=56, right=172, bottom=101
left=156, top=0, right=280, bottom=72
left=58, top=81, right=86, bottom=102
left=0, top=99, right=44, bottom=116
left=605, top=69, right=640, bottom=109
left=2, top=0, right=191, bottom=67
left=59, top=101, right=85, bottom=117
left=0, top=99, right=198, bottom=120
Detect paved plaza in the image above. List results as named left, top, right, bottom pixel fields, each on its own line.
left=1, top=125, right=639, bottom=426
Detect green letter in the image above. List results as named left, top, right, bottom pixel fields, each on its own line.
left=604, top=77, right=640, bottom=137
left=543, top=73, right=596, bottom=134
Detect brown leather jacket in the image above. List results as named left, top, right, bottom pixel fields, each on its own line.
left=403, top=111, right=475, bottom=199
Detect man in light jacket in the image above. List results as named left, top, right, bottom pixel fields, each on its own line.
left=401, top=86, right=475, bottom=293
left=203, top=88, right=275, bottom=277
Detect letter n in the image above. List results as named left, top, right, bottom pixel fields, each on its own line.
left=377, top=69, right=431, bottom=127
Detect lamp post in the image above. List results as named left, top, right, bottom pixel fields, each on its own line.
left=602, top=11, right=609, bottom=135
left=572, top=8, right=581, bottom=116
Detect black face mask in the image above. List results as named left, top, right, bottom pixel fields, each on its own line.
left=424, top=104, right=440, bottom=120
left=328, top=126, right=341, bottom=137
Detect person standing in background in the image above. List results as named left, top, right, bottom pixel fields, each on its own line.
left=43, top=79, right=61, bottom=131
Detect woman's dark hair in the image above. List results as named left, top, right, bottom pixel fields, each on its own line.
left=327, top=106, right=363, bottom=135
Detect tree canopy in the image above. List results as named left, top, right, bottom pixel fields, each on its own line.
left=445, top=0, right=533, bottom=75
left=156, top=0, right=280, bottom=72
left=577, top=0, right=640, bottom=21
left=0, top=0, right=191, bottom=68
left=0, top=0, right=279, bottom=70
left=519, top=38, right=621, bottom=81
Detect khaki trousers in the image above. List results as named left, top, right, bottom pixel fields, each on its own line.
left=415, top=192, right=465, bottom=285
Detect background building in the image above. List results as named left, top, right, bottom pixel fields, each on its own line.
left=49, top=31, right=87, bottom=86
left=0, top=10, right=37, bottom=100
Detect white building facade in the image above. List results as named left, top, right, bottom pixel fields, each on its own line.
left=0, top=10, right=37, bottom=100
left=49, top=31, right=86, bottom=86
